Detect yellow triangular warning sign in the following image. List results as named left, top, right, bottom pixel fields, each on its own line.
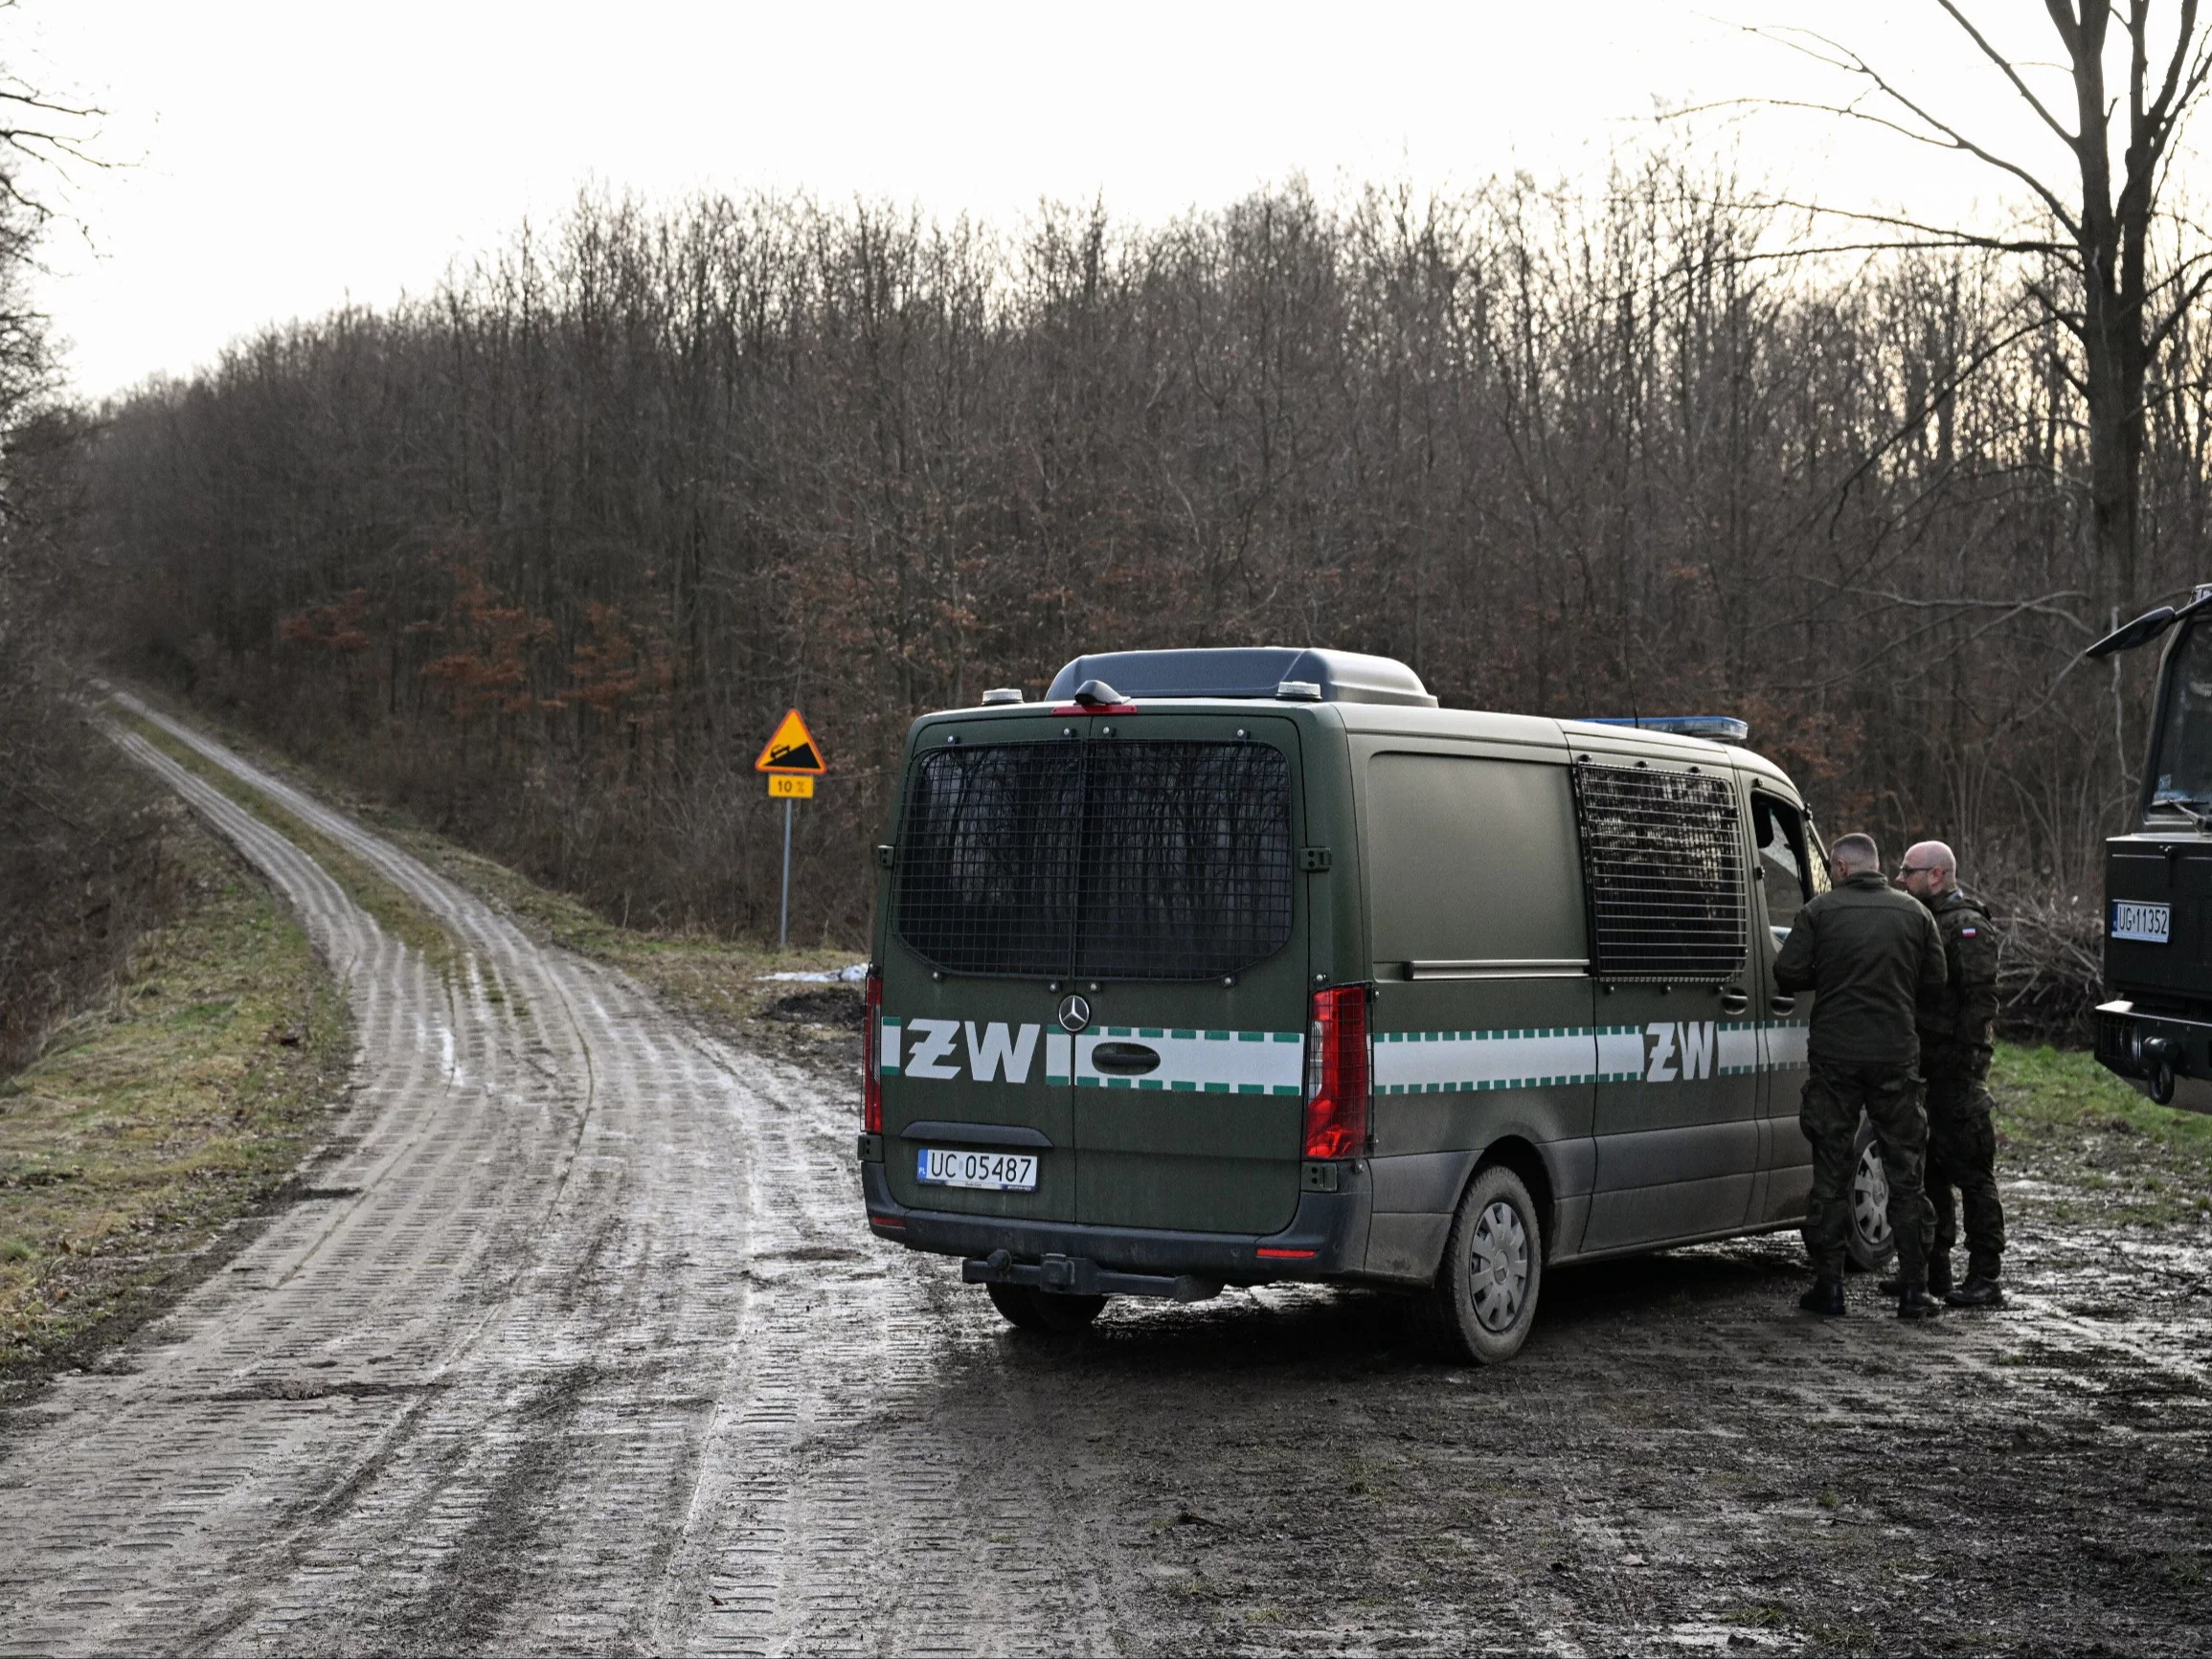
left=755, top=707, right=826, bottom=774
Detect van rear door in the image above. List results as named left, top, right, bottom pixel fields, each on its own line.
left=1065, top=714, right=1308, bottom=1236
left=878, top=716, right=1083, bottom=1224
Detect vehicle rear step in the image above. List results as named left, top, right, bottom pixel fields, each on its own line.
left=962, top=1248, right=1223, bottom=1303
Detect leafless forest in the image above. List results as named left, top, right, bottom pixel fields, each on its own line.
left=63, top=161, right=2212, bottom=1011
left=0, top=78, right=167, bottom=1073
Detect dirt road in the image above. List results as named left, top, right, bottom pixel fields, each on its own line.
left=3, top=704, right=2208, bottom=1656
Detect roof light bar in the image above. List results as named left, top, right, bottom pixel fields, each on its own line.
left=1580, top=715, right=1749, bottom=744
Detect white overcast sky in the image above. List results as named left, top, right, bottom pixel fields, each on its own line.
left=15, top=1, right=2198, bottom=400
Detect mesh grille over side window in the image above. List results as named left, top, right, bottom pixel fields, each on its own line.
left=1569, top=762, right=1748, bottom=982
left=894, top=739, right=1295, bottom=980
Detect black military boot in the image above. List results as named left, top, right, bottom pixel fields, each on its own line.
left=1897, top=1287, right=1945, bottom=1321
left=1798, top=1278, right=1846, bottom=1316
left=1945, top=1274, right=2004, bottom=1309
left=1880, top=1262, right=1952, bottom=1298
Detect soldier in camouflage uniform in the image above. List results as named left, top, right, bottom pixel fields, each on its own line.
left=1896, top=840, right=2005, bottom=1308
left=1773, top=832, right=1950, bottom=1320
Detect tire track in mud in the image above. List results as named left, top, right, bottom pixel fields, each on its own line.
left=0, top=699, right=1125, bottom=1657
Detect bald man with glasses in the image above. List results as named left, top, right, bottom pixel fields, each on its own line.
left=1896, top=841, right=2006, bottom=1308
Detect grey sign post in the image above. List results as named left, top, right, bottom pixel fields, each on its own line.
left=754, top=708, right=824, bottom=952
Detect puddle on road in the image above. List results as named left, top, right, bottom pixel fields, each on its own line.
left=1666, top=1621, right=1799, bottom=1650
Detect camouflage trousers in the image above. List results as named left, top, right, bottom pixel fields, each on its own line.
left=1923, top=1045, right=2005, bottom=1283
left=1800, top=1060, right=1932, bottom=1287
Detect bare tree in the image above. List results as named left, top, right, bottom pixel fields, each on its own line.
left=1752, top=3, right=2212, bottom=617
left=0, top=17, right=138, bottom=1075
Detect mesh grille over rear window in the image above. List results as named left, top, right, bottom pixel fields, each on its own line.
left=895, top=740, right=1295, bottom=979
left=1569, top=763, right=1747, bottom=982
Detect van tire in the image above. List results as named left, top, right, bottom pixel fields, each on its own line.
left=986, top=1283, right=1048, bottom=1330
left=1031, top=1291, right=1107, bottom=1333
left=1416, top=1163, right=1543, bottom=1365
left=1845, top=1112, right=1897, bottom=1272
left=986, top=1283, right=1107, bottom=1334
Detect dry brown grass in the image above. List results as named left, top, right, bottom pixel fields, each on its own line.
left=0, top=815, right=350, bottom=1391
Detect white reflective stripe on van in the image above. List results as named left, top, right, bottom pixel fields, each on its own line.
left=1373, top=1020, right=1808, bottom=1094
left=1763, top=1020, right=1810, bottom=1071
left=1374, top=1027, right=1600, bottom=1093
left=1596, top=1025, right=1643, bottom=1083
left=882, top=1018, right=1300, bottom=1092
left=1072, top=1028, right=1303, bottom=1094
left=1719, top=1022, right=1761, bottom=1074
left=885, top=1016, right=1814, bottom=1092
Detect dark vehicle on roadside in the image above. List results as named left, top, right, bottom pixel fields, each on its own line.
left=2088, top=586, right=2212, bottom=1105
left=857, top=647, right=1885, bottom=1362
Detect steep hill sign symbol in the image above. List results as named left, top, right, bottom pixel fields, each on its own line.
left=755, top=708, right=826, bottom=774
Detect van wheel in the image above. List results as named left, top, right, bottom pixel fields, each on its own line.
left=1845, top=1113, right=1896, bottom=1272
left=1417, top=1164, right=1542, bottom=1365
left=986, top=1283, right=1106, bottom=1333
left=986, top=1283, right=1047, bottom=1330
left=1032, top=1291, right=1107, bottom=1333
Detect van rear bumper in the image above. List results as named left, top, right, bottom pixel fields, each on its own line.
left=859, top=1159, right=1372, bottom=1284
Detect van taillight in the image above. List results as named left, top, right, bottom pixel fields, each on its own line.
left=863, top=967, right=884, bottom=1133
left=1301, top=985, right=1370, bottom=1160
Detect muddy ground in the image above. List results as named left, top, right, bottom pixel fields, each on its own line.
left=1, top=699, right=2205, bottom=1656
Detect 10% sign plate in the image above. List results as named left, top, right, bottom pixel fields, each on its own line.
left=755, top=708, right=826, bottom=796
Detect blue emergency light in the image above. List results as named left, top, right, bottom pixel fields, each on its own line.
left=1579, top=715, right=1750, bottom=744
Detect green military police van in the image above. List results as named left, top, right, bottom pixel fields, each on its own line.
left=856, top=647, right=1837, bottom=1362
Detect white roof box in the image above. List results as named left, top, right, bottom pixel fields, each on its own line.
left=1045, top=647, right=1437, bottom=707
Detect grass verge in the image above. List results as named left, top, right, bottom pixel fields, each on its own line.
left=0, top=806, right=351, bottom=1396
left=1991, top=1043, right=2212, bottom=1225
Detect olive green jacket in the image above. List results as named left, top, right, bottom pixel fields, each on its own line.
left=1772, top=871, right=1948, bottom=1065
left=1916, top=887, right=1999, bottom=1057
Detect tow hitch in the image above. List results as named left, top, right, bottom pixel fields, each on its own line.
left=962, top=1248, right=1223, bottom=1304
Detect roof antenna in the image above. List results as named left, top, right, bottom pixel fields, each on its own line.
left=1627, top=645, right=1641, bottom=731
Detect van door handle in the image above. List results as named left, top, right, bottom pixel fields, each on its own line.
left=1089, top=1042, right=1162, bottom=1076
left=1770, top=995, right=1797, bottom=1015
left=1719, top=988, right=1749, bottom=1016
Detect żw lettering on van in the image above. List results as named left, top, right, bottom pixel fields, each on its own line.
left=965, top=1020, right=1040, bottom=1084
left=1645, top=1020, right=1717, bottom=1083
left=897, top=1018, right=1041, bottom=1084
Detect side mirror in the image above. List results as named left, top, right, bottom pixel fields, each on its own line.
left=2087, top=605, right=2178, bottom=659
